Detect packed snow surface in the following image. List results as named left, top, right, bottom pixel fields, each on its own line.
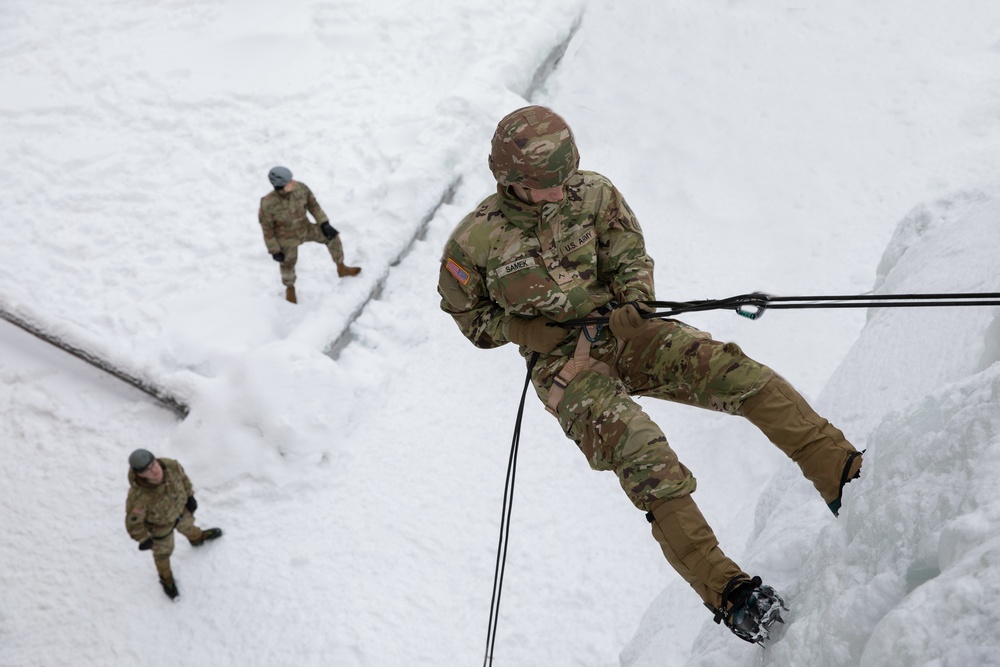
left=2, top=2, right=1000, bottom=666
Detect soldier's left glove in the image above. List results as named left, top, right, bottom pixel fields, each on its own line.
left=507, top=315, right=567, bottom=353
left=320, top=222, right=338, bottom=239
left=138, top=537, right=153, bottom=551
left=186, top=496, right=197, bottom=513
left=608, top=302, right=654, bottom=339
left=271, top=252, right=285, bottom=263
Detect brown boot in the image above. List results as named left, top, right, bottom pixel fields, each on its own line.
left=285, top=285, right=297, bottom=303
left=740, top=374, right=861, bottom=513
left=646, top=494, right=746, bottom=609
left=337, top=263, right=361, bottom=277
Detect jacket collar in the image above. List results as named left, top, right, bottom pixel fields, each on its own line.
left=495, top=173, right=584, bottom=231
left=496, top=184, right=545, bottom=230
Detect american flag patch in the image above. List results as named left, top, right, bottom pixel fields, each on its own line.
left=446, top=257, right=471, bottom=285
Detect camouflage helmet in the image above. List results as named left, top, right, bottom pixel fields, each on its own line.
left=268, top=166, right=293, bottom=188
left=488, top=105, right=580, bottom=189
left=129, top=448, right=155, bottom=472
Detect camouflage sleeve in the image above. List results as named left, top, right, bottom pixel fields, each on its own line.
left=125, top=491, right=149, bottom=542
left=258, top=199, right=282, bottom=255
left=596, top=183, right=655, bottom=303
left=303, top=184, right=330, bottom=225
left=437, top=239, right=510, bottom=349
left=175, top=461, right=195, bottom=497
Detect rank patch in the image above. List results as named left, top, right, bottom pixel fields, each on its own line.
left=446, top=257, right=471, bottom=285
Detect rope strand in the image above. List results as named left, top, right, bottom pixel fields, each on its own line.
left=484, top=352, right=539, bottom=667
left=561, top=291, right=1000, bottom=327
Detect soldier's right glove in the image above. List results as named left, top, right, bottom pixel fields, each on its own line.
left=608, top=302, right=653, bottom=339
left=507, top=316, right=567, bottom=354
left=138, top=537, right=153, bottom=551
left=271, top=252, right=285, bottom=263
left=186, top=496, right=197, bottom=513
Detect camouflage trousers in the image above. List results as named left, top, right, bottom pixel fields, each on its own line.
left=532, top=319, right=774, bottom=510
left=150, top=510, right=205, bottom=575
left=276, top=224, right=346, bottom=286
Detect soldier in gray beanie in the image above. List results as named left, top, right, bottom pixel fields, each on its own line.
left=259, top=166, right=362, bottom=303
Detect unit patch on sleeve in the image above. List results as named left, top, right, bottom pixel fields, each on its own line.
left=446, top=257, right=471, bottom=285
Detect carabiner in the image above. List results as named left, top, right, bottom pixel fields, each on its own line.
left=735, top=293, right=771, bottom=320
left=583, top=323, right=604, bottom=342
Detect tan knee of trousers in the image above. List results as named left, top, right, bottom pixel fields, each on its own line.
left=175, top=511, right=204, bottom=545
left=740, top=374, right=859, bottom=503
left=647, top=495, right=745, bottom=609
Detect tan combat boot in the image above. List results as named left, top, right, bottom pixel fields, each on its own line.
left=285, top=285, right=297, bottom=304
left=647, top=495, right=788, bottom=643
left=337, top=263, right=361, bottom=277
left=740, top=374, right=863, bottom=515
left=646, top=494, right=746, bottom=610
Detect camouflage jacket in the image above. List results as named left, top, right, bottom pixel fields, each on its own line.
left=438, top=171, right=654, bottom=356
left=258, top=181, right=330, bottom=254
left=124, top=458, right=194, bottom=542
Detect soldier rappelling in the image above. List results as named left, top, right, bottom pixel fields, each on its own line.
left=437, top=105, right=864, bottom=644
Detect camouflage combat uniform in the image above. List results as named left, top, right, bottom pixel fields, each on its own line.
left=437, top=106, right=861, bottom=633
left=439, top=170, right=781, bottom=508
left=258, top=181, right=351, bottom=286
left=125, top=458, right=205, bottom=582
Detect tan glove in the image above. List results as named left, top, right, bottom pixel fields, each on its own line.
left=507, top=316, right=567, bottom=353
left=608, top=302, right=653, bottom=339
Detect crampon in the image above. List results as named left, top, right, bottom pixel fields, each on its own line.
left=710, top=575, right=788, bottom=645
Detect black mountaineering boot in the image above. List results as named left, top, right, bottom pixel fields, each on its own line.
left=711, top=575, right=787, bottom=645
left=191, top=528, right=223, bottom=547
left=160, top=577, right=179, bottom=600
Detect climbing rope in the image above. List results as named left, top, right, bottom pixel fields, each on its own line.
left=483, top=351, right=538, bottom=667
left=562, top=291, right=1000, bottom=326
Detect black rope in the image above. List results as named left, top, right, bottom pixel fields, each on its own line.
left=484, top=351, right=539, bottom=667
left=561, top=291, right=1000, bottom=326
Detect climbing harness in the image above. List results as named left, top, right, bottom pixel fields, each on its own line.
left=545, top=322, right=617, bottom=417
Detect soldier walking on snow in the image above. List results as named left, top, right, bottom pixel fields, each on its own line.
left=125, top=449, right=222, bottom=600
left=437, top=106, right=863, bottom=643
left=258, top=166, right=362, bottom=304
